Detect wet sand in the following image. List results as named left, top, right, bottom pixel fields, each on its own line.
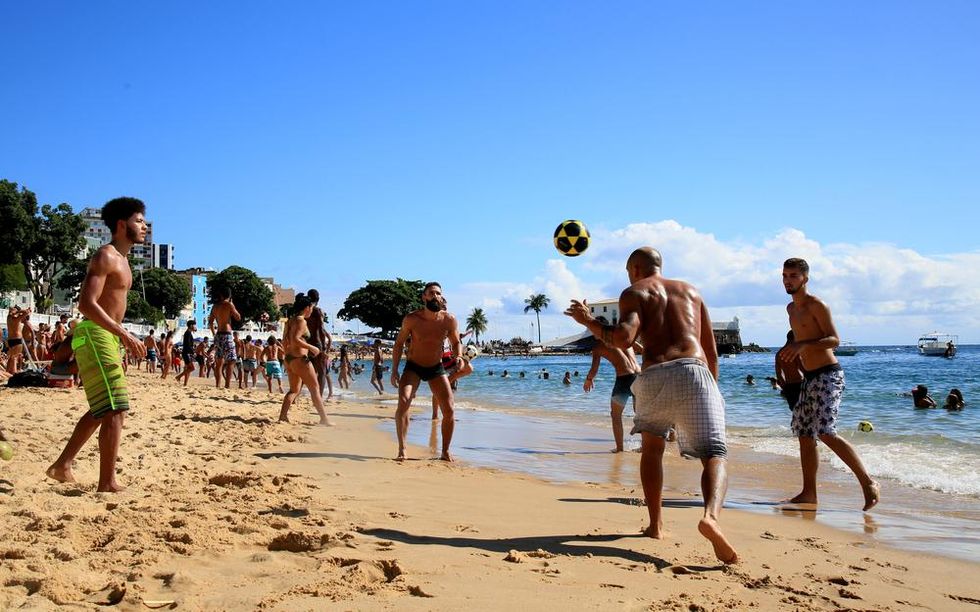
left=1, top=371, right=978, bottom=610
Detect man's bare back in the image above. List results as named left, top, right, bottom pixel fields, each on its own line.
left=618, top=276, right=717, bottom=376
left=209, top=300, right=240, bottom=332
left=591, top=342, right=640, bottom=376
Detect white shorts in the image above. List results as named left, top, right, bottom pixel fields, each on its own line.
left=631, top=358, right=728, bottom=459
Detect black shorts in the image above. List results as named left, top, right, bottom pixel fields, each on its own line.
left=611, top=373, right=637, bottom=406
left=781, top=382, right=803, bottom=410
left=183, top=351, right=194, bottom=364
left=404, top=360, right=447, bottom=382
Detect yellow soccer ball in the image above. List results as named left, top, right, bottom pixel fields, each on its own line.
left=554, top=220, right=590, bottom=257
left=857, top=421, right=874, bottom=433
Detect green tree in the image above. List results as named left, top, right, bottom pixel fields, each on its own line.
left=125, top=291, right=163, bottom=324
left=0, top=263, right=27, bottom=294
left=465, top=307, right=488, bottom=344
left=0, top=180, right=86, bottom=312
left=206, top=265, right=277, bottom=326
left=140, top=267, right=193, bottom=319
left=338, top=278, right=425, bottom=338
left=54, top=247, right=96, bottom=303
left=523, top=293, right=550, bottom=343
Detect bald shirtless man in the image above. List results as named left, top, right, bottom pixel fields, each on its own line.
left=209, top=286, right=241, bottom=388
left=583, top=331, right=641, bottom=453
left=46, top=197, right=148, bottom=492
left=566, top=247, right=737, bottom=564
left=781, top=258, right=879, bottom=511
left=391, top=282, right=463, bottom=461
left=4, top=306, right=31, bottom=374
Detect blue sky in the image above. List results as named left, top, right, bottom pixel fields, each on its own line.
left=3, top=2, right=979, bottom=344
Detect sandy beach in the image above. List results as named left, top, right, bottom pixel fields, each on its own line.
left=2, top=370, right=979, bottom=611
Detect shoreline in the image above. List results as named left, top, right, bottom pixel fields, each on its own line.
left=2, top=371, right=978, bottom=610
left=369, top=391, right=980, bottom=565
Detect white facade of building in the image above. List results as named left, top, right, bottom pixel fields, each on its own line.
left=588, top=298, right=620, bottom=324
left=152, top=243, right=175, bottom=270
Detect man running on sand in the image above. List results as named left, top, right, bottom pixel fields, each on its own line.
left=565, top=247, right=738, bottom=564
left=209, top=286, right=241, bottom=388
left=47, top=197, right=148, bottom=492
left=391, top=282, right=463, bottom=461
left=583, top=328, right=641, bottom=453
left=781, top=258, right=879, bottom=511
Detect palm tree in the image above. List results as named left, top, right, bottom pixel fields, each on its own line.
left=465, top=308, right=488, bottom=344
left=523, top=293, right=550, bottom=344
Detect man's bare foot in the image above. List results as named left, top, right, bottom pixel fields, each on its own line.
left=440, top=452, right=453, bottom=462
left=96, top=482, right=126, bottom=493
left=278, top=417, right=290, bottom=424
left=318, top=419, right=334, bottom=427
left=611, top=448, right=624, bottom=454
left=862, top=481, right=880, bottom=511
left=395, top=452, right=407, bottom=462
left=642, top=525, right=665, bottom=539
left=698, top=517, right=738, bottom=564
left=786, top=492, right=818, bottom=505
left=46, top=464, right=75, bottom=483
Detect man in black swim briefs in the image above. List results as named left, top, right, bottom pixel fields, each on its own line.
left=390, top=282, right=463, bottom=461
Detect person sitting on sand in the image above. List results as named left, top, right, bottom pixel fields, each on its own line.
left=943, top=388, right=964, bottom=410
left=566, top=247, right=739, bottom=564
left=278, top=294, right=330, bottom=425
left=46, top=197, right=149, bottom=492
left=912, top=384, right=937, bottom=408
left=391, top=282, right=463, bottom=461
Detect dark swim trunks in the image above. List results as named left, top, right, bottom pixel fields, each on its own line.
left=781, top=382, right=803, bottom=411
left=404, top=360, right=447, bottom=382
left=791, top=364, right=844, bottom=438
left=611, top=373, right=637, bottom=406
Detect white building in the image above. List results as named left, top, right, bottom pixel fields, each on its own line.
left=588, top=298, right=620, bottom=324
left=152, top=243, right=175, bottom=270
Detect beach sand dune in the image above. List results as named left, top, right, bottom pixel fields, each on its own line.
left=2, top=371, right=978, bottom=610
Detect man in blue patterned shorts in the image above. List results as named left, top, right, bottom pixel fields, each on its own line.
left=566, top=247, right=737, bottom=564
left=781, top=258, right=879, bottom=511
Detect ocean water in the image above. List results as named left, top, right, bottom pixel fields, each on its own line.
left=350, top=346, right=980, bottom=498
left=336, top=346, right=980, bottom=562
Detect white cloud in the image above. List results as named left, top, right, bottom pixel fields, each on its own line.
left=448, top=221, right=980, bottom=346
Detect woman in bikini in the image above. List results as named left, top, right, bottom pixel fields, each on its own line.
left=279, top=294, right=331, bottom=425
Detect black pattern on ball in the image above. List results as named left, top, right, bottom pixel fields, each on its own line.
left=554, top=220, right=590, bottom=256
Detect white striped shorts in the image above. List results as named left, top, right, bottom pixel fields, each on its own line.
left=631, top=358, right=728, bottom=459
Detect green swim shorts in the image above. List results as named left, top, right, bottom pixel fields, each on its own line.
left=71, top=320, right=130, bottom=419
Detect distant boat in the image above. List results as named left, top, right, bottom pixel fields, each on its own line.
left=834, top=342, right=859, bottom=357
left=917, top=333, right=957, bottom=357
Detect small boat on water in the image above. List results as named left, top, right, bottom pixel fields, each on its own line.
left=917, top=333, right=957, bottom=357
left=834, top=342, right=859, bottom=357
